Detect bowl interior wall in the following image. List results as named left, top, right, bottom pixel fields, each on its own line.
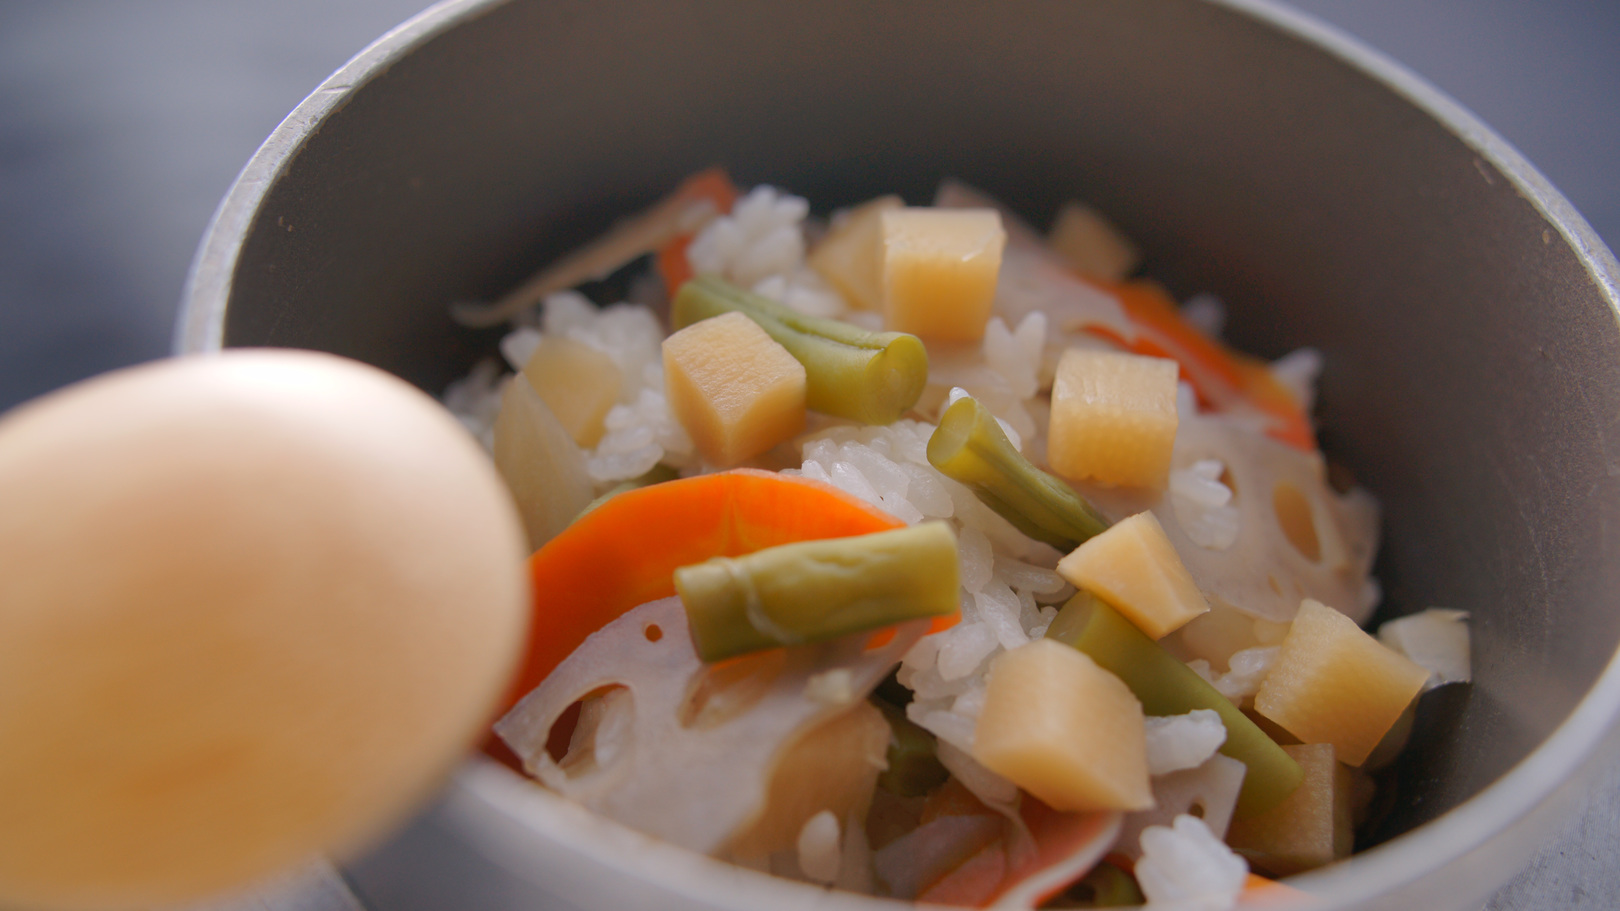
left=216, top=0, right=1620, bottom=877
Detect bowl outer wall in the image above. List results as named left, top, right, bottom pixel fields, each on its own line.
left=177, top=1, right=1620, bottom=909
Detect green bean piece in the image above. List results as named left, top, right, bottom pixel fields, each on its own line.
left=671, top=275, right=928, bottom=425
left=575, top=464, right=680, bottom=519
left=675, top=522, right=959, bottom=662
left=1065, top=861, right=1144, bottom=907
left=926, top=395, right=1111, bottom=551
left=1045, top=591, right=1304, bottom=818
left=873, top=699, right=950, bottom=798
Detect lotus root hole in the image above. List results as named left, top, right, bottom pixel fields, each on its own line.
left=1273, top=481, right=1322, bottom=562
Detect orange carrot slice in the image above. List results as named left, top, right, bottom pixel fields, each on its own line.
left=499, top=468, right=954, bottom=715
left=655, top=168, right=739, bottom=293
left=1086, top=278, right=1316, bottom=451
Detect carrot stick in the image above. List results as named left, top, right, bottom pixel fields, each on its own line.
left=913, top=798, right=1121, bottom=908
left=1102, top=279, right=1246, bottom=397
left=1242, top=871, right=1311, bottom=905
left=655, top=168, right=739, bottom=293
left=916, top=843, right=1006, bottom=906
left=656, top=235, right=699, bottom=294
left=1086, top=278, right=1316, bottom=452
left=498, top=468, right=954, bottom=715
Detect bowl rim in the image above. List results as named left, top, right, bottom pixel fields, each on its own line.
left=177, top=1, right=1620, bottom=907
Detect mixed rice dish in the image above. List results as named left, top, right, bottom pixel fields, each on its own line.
left=443, top=171, right=1471, bottom=909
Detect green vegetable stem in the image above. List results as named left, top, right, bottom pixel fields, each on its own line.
left=675, top=522, right=959, bottom=662
left=873, top=699, right=950, bottom=798
left=926, top=394, right=1110, bottom=551
left=1068, top=861, right=1145, bottom=907
left=1045, top=591, right=1304, bottom=818
left=576, top=463, right=680, bottom=519
left=671, top=275, right=928, bottom=425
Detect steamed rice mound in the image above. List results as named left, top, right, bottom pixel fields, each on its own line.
left=444, top=179, right=1464, bottom=908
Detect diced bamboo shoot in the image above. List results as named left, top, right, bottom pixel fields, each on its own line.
left=662, top=311, right=807, bottom=466
left=971, top=639, right=1152, bottom=813
left=491, top=376, right=595, bottom=550
left=1047, top=201, right=1142, bottom=282
left=1048, top=348, right=1179, bottom=490
left=520, top=334, right=622, bottom=447
left=808, top=195, right=902, bottom=311
left=879, top=208, right=1006, bottom=342
left=1056, top=512, right=1210, bottom=639
left=1253, top=599, right=1429, bottom=767
left=1362, top=701, right=1415, bottom=772
left=1224, top=743, right=1353, bottom=876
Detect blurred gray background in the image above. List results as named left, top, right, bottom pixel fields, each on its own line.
left=2, top=0, right=1617, bottom=414
left=0, top=0, right=1615, bottom=907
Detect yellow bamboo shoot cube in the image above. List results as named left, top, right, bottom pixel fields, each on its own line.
left=491, top=375, right=595, bottom=550
left=520, top=335, right=622, bottom=448
left=1056, top=511, right=1210, bottom=639
left=879, top=208, right=1006, bottom=342
left=1048, top=348, right=1179, bottom=490
left=1225, top=743, right=1353, bottom=876
left=807, top=195, right=901, bottom=311
left=1048, top=201, right=1142, bottom=282
left=971, top=639, right=1152, bottom=813
left=1254, top=599, right=1429, bottom=767
left=662, top=312, right=806, bottom=467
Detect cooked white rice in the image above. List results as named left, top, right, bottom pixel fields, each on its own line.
left=1135, top=814, right=1248, bottom=909
left=447, top=182, right=1393, bottom=888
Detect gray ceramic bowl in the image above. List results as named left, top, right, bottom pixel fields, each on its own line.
left=179, top=1, right=1620, bottom=908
